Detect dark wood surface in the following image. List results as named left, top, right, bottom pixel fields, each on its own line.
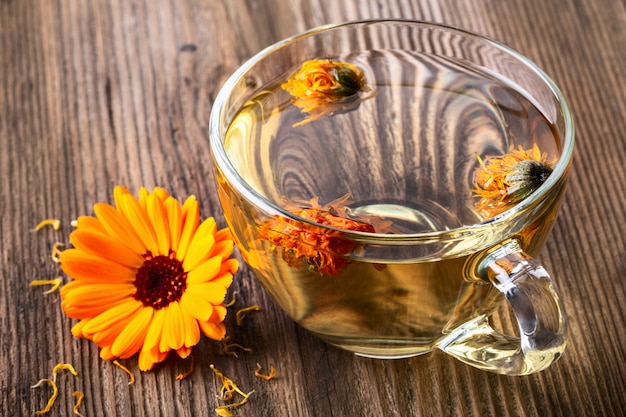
left=2, top=0, right=625, bottom=416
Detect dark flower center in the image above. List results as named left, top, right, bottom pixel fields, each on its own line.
left=134, top=251, right=187, bottom=310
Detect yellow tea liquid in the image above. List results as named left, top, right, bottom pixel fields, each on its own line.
left=216, top=50, right=563, bottom=356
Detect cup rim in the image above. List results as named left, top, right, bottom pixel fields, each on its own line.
left=209, top=19, right=575, bottom=243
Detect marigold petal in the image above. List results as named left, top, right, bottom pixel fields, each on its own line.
left=186, top=282, right=228, bottom=305
left=152, top=187, right=170, bottom=202
left=71, top=319, right=90, bottom=338
left=160, top=302, right=185, bottom=352
left=114, top=186, right=132, bottom=210
left=186, top=256, right=222, bottom=284
left=165, top=197, right=183, bottom=253
left=181, top=314, right=200, bottom=348
left=212, top=273, right=234, bottom=289
left=143, top=307, right=167, bottom=352
left=176, top=196, right=200, bottom=261
left=214, top=227, right=233, bottom=243
left=69, top=228, right=144, bottom=269
left=179, top=291, right=213, bottom=322
left=208, top=240, right=235, bottom=261
left=94, top=203, right=146, bottom=255
left=176, top=346, right=193, bottom=359
left=81, top=298, right=143, bottom=338
left=111, top=306, right=153, bottom=359
left=60, top=249, right=136, bottom=283
left=211, top=305, right=227, bottom=322
left=61, top=282, right=136, bottom=318
left=118, top=193, right=159, bottom=255
left=182, top=217, right=217, bottom=271
left=199, top=320, right=226, bottom=341
left=100, top=345, right=116, bottom=360
left=219, top=258, right=239, bottom=275
left=138, top=346, right=169, bottom=371
left=137, top=187, right=150, bottom=209
left=147, top=193, right=171, bottom=256
left=75, top=215, right=107, bottom=234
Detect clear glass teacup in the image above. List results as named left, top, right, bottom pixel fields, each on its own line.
left=209, top=20, right=574, bottom=375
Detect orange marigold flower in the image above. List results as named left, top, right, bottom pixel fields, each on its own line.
left=281, top=59, right=371, bottom=125
left=59, top=186, right=239, bottom=371
left=258, top=194, right=380, bottom=276
left=473, top=144, right=555, bottom=218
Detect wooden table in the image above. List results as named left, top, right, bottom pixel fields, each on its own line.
left=2, top=1, right=625, bottom=416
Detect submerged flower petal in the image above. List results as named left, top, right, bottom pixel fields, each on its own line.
left=60, top=186, right=238, bottom=372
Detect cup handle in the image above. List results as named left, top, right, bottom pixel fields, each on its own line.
left=438, top=240, right=567, bottom=375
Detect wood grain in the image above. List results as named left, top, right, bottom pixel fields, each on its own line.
left=1, top=0, right=625, bottom=416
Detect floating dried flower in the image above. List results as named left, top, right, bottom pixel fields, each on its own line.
left=31, top=378, right=58, bottom=415
left=113, top=360, right=135, bottom=385
left=59, top=186, right=239, bottom=371
left=473, top=144, right=556, bottom=218
left=258, top=194, right=384, bottom=276
left=72, top=391, right=85, bottom=417
left=282, top=59, right=371, bottom=125
left=254, top=363, right=276, bottom=381
left=33, top=219, right=61, bottom=232
left=235, top=305, right=261, bottom=326
left=30, top=277, right=63, bottom=295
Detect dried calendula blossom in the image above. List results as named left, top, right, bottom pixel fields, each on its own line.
left=473, top=144, right=556, bottom=218
left=258, top=194, right=387, bottom=276
left=59, top=186, right=239, bottom=371
left=281, top=59, right=371, bottom=125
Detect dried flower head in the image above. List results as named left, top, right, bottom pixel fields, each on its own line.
left=59, top=186, right=238, bottom=371
left=258, top=194, right=386, bottom=276
left=281, top=59, right=371, bottom=125
left=473, top=144, right=556, bottom=218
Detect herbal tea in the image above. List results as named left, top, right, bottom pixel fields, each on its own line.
left=216, top=49, right=563, bottom=356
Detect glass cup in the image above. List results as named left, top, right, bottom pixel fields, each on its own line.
left=209, top=20, right=574, bottom=375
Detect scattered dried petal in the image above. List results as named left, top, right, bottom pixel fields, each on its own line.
left=224, top=292, right=237, bottom=308
left=219, top=336, right=253, bottom=357
left=254, top=363, right=276, bottom=381
left=31, top=378, right=59, bottom=415
left=210, top=364, right=253, bottom=416
left=176, top=355, right=195, bottom=380
left=30, top=278, right=63, bottom=295
left=52, top=363, right=79, bottom=382
left=33, top=219, right=61, bottom=232
left=215, top=396, right=252, bottom=417
left=72, top=392, right=85, bottom=417
left=51, top=242, right=64, bottom=263
left=113, top=360, right=135, bottom=385
left=235, top=305, right=261, bottom=326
